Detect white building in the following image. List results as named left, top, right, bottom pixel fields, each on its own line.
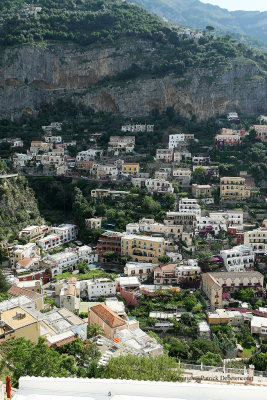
left=139, top=218, right=155, bottom=233
left=43, top=246, right=97, bottom=276
left=244, top=228, right=267, bottom=255
left=97, top=164, right=118, bottom=178
left=121, top=124, right=154, bottom=132
left=44, top=135, right=62, bottom=143
left=220, top=245, right=254, bottom=272
left=124, top=262, right=157, bottom=280
left=51, top=224, right=78, bottom=244
left=11, top=138, right=24, bottom=148
left=76, top=149, right=103, bottom=161
left=80, top=278, right=116, bottom=300
left=125, top=223, right=140, bottom=234
left=196, top=216, right=227, bottom=235
left=192, top=156, right=210, bottom=165
left=198, top=320, right=211, bottom=338
left=168, top=134, right=185, bottom=149
left=251, top=315, right=267, bottom=338
left=145, top=178, right=174, bottom=194
left=37, top=234, right=62, bottom=251
left=42, top=122, right=62, bottom=133
left=176, top=264, right=200, bottom=278
left=41, top=307, right=87, bottom=341
left=85, top=218, right=102, bottom=230
left=209, top=211, right=243, bottom=229
left=227, top=112, right=239, bottom=121
left=13, top=153, right=33, bottom=168
left=154, top=170, right=170, bottom=180
left=179, top=198, right=201, bottom=217
left=173, top=168, right=191, bottom=185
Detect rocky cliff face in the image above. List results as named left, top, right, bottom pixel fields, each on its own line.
left=0, top=41, right=266, bottom=120
left=0, top=175, right=42, bottom=239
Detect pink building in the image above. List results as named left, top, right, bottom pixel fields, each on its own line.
left=155, top=149, right=173, bottom=163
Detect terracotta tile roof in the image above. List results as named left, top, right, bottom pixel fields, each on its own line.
left=17, top=257, right=32, bottom=267
left=91, top=304, right=126, bottom=328
left=8, top=286, right=39, bottom=299
left=123, top=162, right=139, bottom=165
left=154, top=263, right=176, bottom=272
left=47, top=335, right=77, bottom=348
left=201, top=273, right=221, bottom=289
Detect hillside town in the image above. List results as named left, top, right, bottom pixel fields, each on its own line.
left=0, top=110, right=266, bottom=387
left=0, top=0, right=267, bottom=398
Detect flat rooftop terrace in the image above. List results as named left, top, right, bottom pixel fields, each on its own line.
left=13, top=377, right=267, bottom=400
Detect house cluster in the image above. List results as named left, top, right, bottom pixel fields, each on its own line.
left=0, top=138, right=24, bottom=148
left=1, top=223, right=99, bottom=283
left=12, top=122, right=76, bottom=175
left=207, top=307, right=267, bottom=340
left=0, top=284, right=87, bottom=348
left=76, top=158, right=140, bottom=180
left=54, top=277, right=163, bottom=357
left=21, top=4, right=42, bottom=17
left=107, top=136, right=135, bottom=155
left=177, top=27, right=203, bottom=40
left=121, top=124, right=154, bottom=132
left=215, top=123, right=266, bottom=148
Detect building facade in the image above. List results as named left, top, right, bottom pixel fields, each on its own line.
left=121, top=234, right=166, bottom=263
left=220, top=177, right=250, bottom=200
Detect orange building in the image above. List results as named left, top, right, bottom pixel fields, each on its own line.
left=88, top=304, right=127, bottom=339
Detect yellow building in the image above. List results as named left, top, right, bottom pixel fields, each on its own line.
left=149, top=223, right=183, bottom=239
left=122, top=162, right=140, bottom=175
left=121, top=234, right=166, bottom=263
left=220, top=177, right=250, bottom=200
left=244, top=228, right=267, bottom=255
left=201, top=273, right=222, bottom=309
left=0, top=307, right=41, bottom=343
left=207, top=309, right=229, bottom=325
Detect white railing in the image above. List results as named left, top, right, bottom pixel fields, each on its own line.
left=180, top=362, right=266, bottom=377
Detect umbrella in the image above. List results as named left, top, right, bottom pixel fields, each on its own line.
left=6, top=376, right=11, bottom=399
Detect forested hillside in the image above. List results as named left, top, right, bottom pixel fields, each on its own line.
left=130, top=0, right=267, bottom=48
left=0, top=0, right=266, bottom=72
left=0, top=163, right=42, bottom=241
left=0, top=0, right=266, bottom=120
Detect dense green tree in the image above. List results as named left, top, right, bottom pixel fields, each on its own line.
left=198, top=352, right=222, bottom=366
left=192, top=167, right=208, bottom=184
left=249, top=353, right=267, bottom=371
left=158, top=255, right=171, bottom=264
left=183, top=296, right=197, bottom=312
left=77, top=260, right=88, bottom=274
left=233, top=288, right=255, bottom=302
left=87, top=324, right=104, bottom=339
left=142, top=196, right=161, bottom=215
left=165, top=337, right=189, bottom=359
left=102, top=251, right=118, bottom=261
left=2, top=338, right=76, bottom=387
left=88, top=228, right=105, bottom=243
left=102, top=354, right=183, bottom=381
left=0, top=270, right=10, bottom=293
left=189, top=339, right=221, bottom=361
left=196, top=250, right=213, bottom=269
left=56, top=338, right=101, bottom=367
